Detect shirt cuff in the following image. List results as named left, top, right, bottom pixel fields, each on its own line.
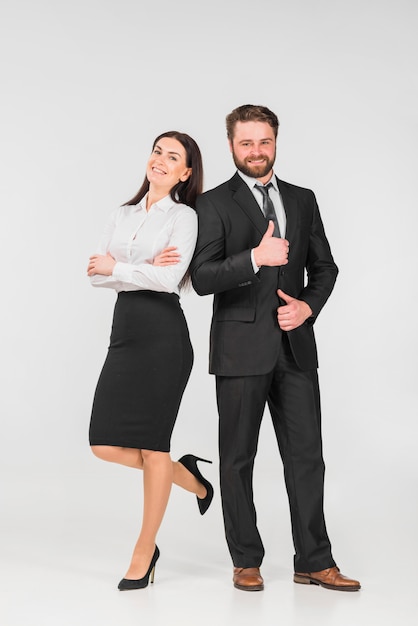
left=112, top=261, right=133, bottom=283
left=251, top=249, right=260, bottom=274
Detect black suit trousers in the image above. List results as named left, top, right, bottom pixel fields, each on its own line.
left=216, top=334, right=336, bottom=572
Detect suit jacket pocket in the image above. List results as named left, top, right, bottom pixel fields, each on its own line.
left=287, top=322, right=318, bottom=370
left=213, top=286, right=256, bottom=322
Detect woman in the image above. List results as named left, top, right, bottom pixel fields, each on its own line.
left=87, top=131, right=212, bottom=591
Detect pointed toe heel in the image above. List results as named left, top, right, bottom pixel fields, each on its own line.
left=118, top=546, right=160, bottom=591
left=178, top=454, right=214, bottom=515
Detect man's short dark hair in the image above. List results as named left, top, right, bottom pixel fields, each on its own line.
left=226, top=104, right=279, bottom=140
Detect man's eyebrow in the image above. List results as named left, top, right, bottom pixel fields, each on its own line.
left=238, top=137, right=273, bottom=142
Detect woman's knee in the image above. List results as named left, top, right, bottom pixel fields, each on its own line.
left=91, top=445, right=145, bottom=468
left=141, top=449, right=170, bottom=466
left=91, top=445, right=116, bottom=461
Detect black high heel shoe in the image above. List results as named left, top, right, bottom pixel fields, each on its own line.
left=177, top=454, right=214, bottom=515
left=118, top=545, right=160, bottom=591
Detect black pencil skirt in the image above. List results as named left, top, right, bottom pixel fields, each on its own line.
left=89, top=290, right=193, bottom=452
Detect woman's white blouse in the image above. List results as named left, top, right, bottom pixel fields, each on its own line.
left=90, top=194, right=198, bottom=295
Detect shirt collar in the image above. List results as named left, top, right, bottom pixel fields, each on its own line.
left=237, top=169, right=278, bottom=191
left=139, top=193, right=176, bottom=213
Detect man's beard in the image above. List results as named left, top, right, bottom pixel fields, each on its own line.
left=232, top=149, right=275, bottom=179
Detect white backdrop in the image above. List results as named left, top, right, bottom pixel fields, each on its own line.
left=1, top=1, right=417, bottom=624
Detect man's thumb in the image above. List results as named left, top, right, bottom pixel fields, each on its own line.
left=277, top=289, right=292, bottom=303
left=264, top=220, right=274, bottom=238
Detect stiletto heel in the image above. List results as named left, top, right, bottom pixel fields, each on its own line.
left=149, top=565, right=156, bottom=584
left=118, top=545, right=160, bottom=591
left=177, top=454, right=214, bottom=515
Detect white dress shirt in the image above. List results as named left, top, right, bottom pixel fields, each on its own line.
left=90, top=194, right=198, bottom=295
left=237, top=170, right=287, bottom=273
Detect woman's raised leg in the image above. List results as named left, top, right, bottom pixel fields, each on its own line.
left=91, top=445, right=207, bottom=496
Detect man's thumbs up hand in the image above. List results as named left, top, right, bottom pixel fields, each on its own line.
left=253, top=221, right=289, bottom=268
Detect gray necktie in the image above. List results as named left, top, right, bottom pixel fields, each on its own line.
left=255, top=183, right=281, bottom=237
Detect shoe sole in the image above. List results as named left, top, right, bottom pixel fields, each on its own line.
left=234, top=582, right=264, bottom=591
left=293, top=574, right=360, bottom=591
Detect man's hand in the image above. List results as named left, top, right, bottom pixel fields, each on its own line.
left=87, top=252, right=116, bottom=276
left=277, top=289, right=312, bottom=331
left=253, top=221, right=289, bottom=267
left=153, top=246, right=181, bottom=266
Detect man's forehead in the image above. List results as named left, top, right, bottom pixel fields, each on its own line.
left=233, top=120, right=275, bottom=140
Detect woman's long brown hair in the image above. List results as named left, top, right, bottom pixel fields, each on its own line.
left=122, top=131, right=204, bottom=290
left=123, top=131, right=203, bottom=208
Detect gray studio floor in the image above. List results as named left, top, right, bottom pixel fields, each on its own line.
left=1, top=466, right=417, bottom=626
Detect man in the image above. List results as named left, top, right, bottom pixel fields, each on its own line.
left=190, top=104, right=360, bottom=592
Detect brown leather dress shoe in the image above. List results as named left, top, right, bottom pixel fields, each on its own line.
left=233, top=567, right=264, bottom=591
left=294, top=566, right=360, bottom=591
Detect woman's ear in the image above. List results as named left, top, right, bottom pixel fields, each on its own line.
left=180, top=168, right=192, bottom=182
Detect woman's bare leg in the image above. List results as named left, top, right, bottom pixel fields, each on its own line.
left=91, top=445, right=144, bottom=468
left=172, top=461, right=207, bottom=498
left=124, top=449, right=172, bottom=579
left=91, top=446, right=208, bottom=579
left=91, top=446, right=206, bottom=497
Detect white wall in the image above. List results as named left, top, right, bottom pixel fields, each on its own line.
left=1, top=0, right=417, bottom=565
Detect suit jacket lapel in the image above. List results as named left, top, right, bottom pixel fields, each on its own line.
left=277, top=177, right=298, bottom=244
left=229, top=172, right=269, bottom=236
left=228, top=172, right=299, bottom=243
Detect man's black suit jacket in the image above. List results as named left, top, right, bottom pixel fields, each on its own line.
left=190, top=173, right=338, bottom=376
